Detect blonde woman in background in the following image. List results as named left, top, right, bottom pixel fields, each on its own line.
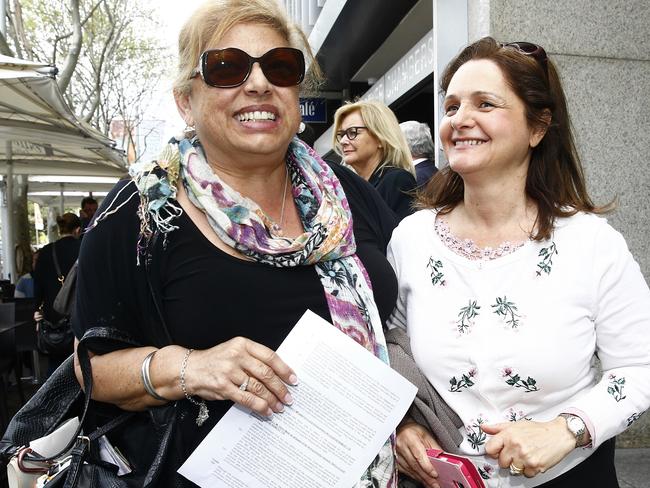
left=333, top=100, right=417, bottom=221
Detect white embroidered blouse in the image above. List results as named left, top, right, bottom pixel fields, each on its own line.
left=387, top=209, right=650, bottom=488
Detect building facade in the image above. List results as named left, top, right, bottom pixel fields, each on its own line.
left=288, top=0, right=650, bottom=447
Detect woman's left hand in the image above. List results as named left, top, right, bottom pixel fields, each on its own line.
left=483, top=417, right=576, bottom=478
left=396, top=421, right=442, bottom=488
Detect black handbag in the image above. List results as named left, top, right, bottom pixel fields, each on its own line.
left=1, top=327, right=178, bottom=488
left=36, top=317, right=74, bottom=356
left=53, top=261, right=77, bottom=317
left=36, top=242, right=74, bottom=356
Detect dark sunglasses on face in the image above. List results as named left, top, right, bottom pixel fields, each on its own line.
left=335, top=126, right=368, bottom=142
left=501, top=41, right=549, bottom=80
left=191, top=47, right=305, bottom=88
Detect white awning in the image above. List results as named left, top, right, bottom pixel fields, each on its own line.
left=0, top=55, right=127, bottom=280
left=0, top=54, right=127, bottom=177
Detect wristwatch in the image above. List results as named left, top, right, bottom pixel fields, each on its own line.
left=559, top=413, right=587, bottom=447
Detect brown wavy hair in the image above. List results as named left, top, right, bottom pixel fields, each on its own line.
left=418, top=37, right=613, bottom=240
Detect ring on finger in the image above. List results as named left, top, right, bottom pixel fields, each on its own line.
left=509, top=462, right=525, bottom=476
left=239, top=376, right=250, bottom=392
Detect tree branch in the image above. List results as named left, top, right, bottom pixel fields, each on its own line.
left=57, top=0, right=82, bottom=93
left=12, top=0, right=33, bottom=59
left=52, top=0, right=105, bottom=60
left=0, top=31, right=14, bottom=57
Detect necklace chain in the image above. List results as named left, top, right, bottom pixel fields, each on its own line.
left=279, top=165, right=289, bottom=227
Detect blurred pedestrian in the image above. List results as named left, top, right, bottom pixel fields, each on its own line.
left=33, top=213, right=81, bottom=375
left=14, top=249, right=39, bottom=298
left=79, top=195, right=98, bottom=234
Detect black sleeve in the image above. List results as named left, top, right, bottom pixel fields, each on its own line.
left=32, top=244, right=49, bottom=309
left=374, top=169, right=417, bottom=222
left=329, top=162, right=398, bottom=325
left=71, top=179, right=148, bottom=347
left=329, top=162, right=398, bottom=252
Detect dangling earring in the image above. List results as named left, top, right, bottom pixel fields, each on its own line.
left=297, top=121, right=306, bottom=134
left=183, top=124, right=196, bottom=139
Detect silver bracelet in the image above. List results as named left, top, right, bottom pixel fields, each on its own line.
left=180, top=348, right=209, bottom=426
left=141, top=350, right=170, bottom=402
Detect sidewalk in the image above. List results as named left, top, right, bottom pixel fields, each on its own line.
left=616, top=448, right=650, bottom=488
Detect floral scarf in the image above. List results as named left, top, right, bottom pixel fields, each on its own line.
left=130, top=136, right=397, bottom=488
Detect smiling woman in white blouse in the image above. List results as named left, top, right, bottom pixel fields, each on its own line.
left=388, top=37, right=650, bottom=488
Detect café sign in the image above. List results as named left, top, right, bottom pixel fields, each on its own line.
left=299, top=98, right=327, bottom=123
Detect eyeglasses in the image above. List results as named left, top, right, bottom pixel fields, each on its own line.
left=192, top=47, right=305, bottom=88
left=335, top=126, right=368, bottom=142
left=502, top=41, right=548, bottom=79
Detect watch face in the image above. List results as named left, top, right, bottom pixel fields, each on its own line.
left=567, top=416, right=585, bottom=436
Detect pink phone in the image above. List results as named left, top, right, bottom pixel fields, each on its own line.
left=426, top=449, right=485, bottom=488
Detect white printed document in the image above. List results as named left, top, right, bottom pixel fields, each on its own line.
left=178, top=310, right=417, bottom=488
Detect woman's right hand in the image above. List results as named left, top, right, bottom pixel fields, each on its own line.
left=184, top=337, right=297, bottom=417
left=396, top=421, right=442, bottom=488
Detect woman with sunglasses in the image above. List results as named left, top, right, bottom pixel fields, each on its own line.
left=388, top=37, right=650, bottom=487
left=333, top=100, right=417, bottom=221
left=70, top=0, right=399, bottom=486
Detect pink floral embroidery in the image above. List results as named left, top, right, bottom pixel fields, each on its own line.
left=435, top=217, right=526, bottom=261
left=449, top=367, right=478, bottom=392
left=465, top=416, right=487, bottom=451
left=507, top=407, right=531, bottom=422
left=478, top=464, right=494, bottom=480
left=607, top=374, right=627, bottom=402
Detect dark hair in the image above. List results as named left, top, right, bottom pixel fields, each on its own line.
left=418, top=37, right=612, bottom=240
left=81, top=196, right=97, bottom=209
left=56, top=213, right=81, bottom=234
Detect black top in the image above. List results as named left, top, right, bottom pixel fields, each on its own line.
left=33, top=235, right=80, bottom=322
left=72, top=162, right=398, bottom=479
left=415, top=158, right=438, bottom=187
left=368, top=165, right=417, bottom=222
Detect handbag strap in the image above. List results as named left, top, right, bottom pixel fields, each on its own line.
left=24, top=228, right=175, bottom=470
left=51, top=240, right=64, bottom=284
left=64, top=411, right=135, bottom=488
left=24, top=327, right=141, bottom=466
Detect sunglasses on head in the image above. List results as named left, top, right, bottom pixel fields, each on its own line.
left=501, top=41, right=549, bottom=79
left=192, top=47, right=305, bottom=88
